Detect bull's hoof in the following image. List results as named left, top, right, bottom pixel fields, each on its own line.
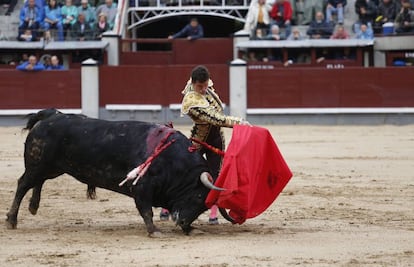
left=148, top=231, right=163, bottom=238
left=5, top=218, right=17, bottom=229
left=182, top=225, right=194, bottom=235
left=86, top=188, right=97, bottom=200
left=28, top=204, right=38, bottom=215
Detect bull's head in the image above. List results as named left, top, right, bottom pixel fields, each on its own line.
left=172, top=172, right=224, bottom=234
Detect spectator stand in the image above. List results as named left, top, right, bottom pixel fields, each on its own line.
left=0, top=39, right=108, bottom=68
left=374, top=34, right=414, bottom=67
left=0, top=40, right=44, bottom=67
left=44, top=40, right=109, bottom=67
left=236, top=37, right=374, bottom=67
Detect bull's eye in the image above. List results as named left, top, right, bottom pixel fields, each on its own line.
left=197, top=194, right=202, bottom=200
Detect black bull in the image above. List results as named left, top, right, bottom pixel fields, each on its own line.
left=5, top=109, right=225, bottom=235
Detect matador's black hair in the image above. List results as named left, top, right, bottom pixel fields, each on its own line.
left=191, top=65, right=210, bottom=83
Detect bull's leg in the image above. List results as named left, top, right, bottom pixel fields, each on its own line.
left=6, top=172, right=40, bottom=229
left=134, top=198, right=160, bottom=236
left=28, top=181, right=45, bottom=215
left=86, top=185, right=96, bottom=199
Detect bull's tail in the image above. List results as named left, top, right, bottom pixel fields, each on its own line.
left=24, top=108, right=61, bottom=130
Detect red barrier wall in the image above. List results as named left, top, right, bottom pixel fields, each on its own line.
left=99, top=65, right=230, bottom=106
left=1, top=66, right=413, bottom=110
left=247, top=67, right=414, bottom=108
left=121, top=38, right=233, bottom=65
left=0, top=70, right=81, bottom=109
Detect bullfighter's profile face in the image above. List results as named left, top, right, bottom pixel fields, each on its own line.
left=192, top=80, right=209, bottom=95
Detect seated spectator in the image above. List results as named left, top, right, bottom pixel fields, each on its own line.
left=2, top=0, right=18, bottom=15
left=43, top=0, right=64, bottom=41
left=40, top=54, right=51, bottom=68
left=93, top=12, right=110, bottom=39
left=252, top=27, right=267, bottom=39
left=331, top=25, right=352, bottom=59
left=395, top=0, right=414, bottom=33
left=326, top=0, right=347, bottom=25
left=61, top=0, right=78, bottom=38
left=19, top=53, right=29, bottom=64
left=354, top=0, right=378, bottom=32
left=287, top=27, right=306, bottom=40
left=270, top=0, right=293, bottom=38
left=77, top=0, right=96, bottom=28
left=168, top=17, right=204, bottom=40
left=95, top=0, right=117, bottom=29
left=71, top=13, right=94, bottom=40
left=355, top=23, right=375, bottom=38
left=244, top=0, right=272, bottom=38
left=330, top=24, right=350, bottom=38
left=16, top=55, right=45, bottom=71
left=46, top=55, right=65, bottom=70
left=18, top=0, right=42, bottom=41
left=285, top=50, right=310, bottom=65
left=375, top=0, right=397, bottom=33
left=306, top=11, right=334, bottom=38
left=18, top=29, right=36, bottom=41
left=265, top=24, right=285, bottom=40
left=302, top=0, right=325, bottom=25
left=23, top=0, right=46, bottom=20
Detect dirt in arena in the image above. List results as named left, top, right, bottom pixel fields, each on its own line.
left=0, top=125, right=413, bottom=266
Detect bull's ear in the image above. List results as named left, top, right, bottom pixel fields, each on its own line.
left=200, top=172, right=225, bottom=191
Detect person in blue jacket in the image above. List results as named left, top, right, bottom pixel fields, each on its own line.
left=355, top=23, right=374, bottom=39
left=168, top=18, right=204, bottom=40
left=18, top=0, right=43, bottom=41
left=16, top=55, right=45, bottom=71
left=43, top=0, right=64, bottom=41
left=46, top=55, right=65, bottom=70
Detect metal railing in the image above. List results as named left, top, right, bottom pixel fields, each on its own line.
left=127, top=0, right=251, bottom=31
left=129, top=0, right=250, bottom=8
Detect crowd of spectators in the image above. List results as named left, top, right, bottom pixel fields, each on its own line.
left=15, top=54, right=64, bottom=70
left=1, top=0, right=413, bottom=68
left=244, top=0, right=414, bottom=40
left=16, top=0, right=118, bottom=42
left=4, top=0, right=413, bottom=42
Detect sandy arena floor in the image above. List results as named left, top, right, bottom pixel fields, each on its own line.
left=0, top=124, right=413, bottom=266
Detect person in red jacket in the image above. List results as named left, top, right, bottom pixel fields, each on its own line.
left=270, top=0, right=293, bottom=37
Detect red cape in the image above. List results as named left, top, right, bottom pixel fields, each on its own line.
left=205, top=125, right=293, bottom=224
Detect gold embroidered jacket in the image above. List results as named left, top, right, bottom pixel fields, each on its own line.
left=181, top=79, right=243, bottom=148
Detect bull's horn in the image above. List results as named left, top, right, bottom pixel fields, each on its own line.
left=219, top=208, right=236, bottom=224
left=200, top=172, right=225, bottom=191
